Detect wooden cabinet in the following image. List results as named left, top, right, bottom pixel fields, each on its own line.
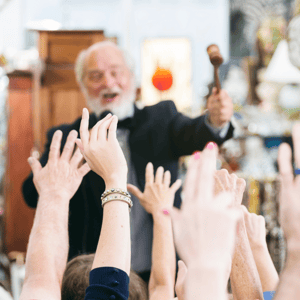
left=5, top=71, right=35, bottom=253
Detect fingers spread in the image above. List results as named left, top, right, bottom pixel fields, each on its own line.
left=61, top=130, right=78, bottom=162
left=79, top=108, right=90, bottom=148
left=145, top=162, right=154, bottom=184
left=49, top=130, right=63, bottom=162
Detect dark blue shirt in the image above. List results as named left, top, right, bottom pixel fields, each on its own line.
left=85, top=267, right=129, bottom=300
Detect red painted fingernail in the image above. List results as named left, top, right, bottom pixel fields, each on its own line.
left=163, top=209, right=170, bottom=215
left=194, top=151, right=200, bottom=160
left=206, top=142, right=214, bottom=150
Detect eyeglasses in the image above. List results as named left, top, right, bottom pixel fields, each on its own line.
left=85, top=66, right=125, bottom=83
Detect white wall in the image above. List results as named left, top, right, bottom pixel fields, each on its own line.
left=0, top=0, right=229, bottom=107
left=0, top=0, right=23, bottom=52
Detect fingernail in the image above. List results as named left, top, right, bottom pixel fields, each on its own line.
left=27, top=157, right=33, bottom=164
left=206, top=142, right=214, bottom=150
left=194, top=151, right=200, bottom=160
left=162, top=209, right=170, bottom=215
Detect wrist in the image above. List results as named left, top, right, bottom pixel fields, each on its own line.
left=105, top=178, right=127, bottom=191
left=187, top=264, right=228, bottom=300
left=250, top=241, right=268, bottom=253
left=39, top=191, right=71, bottom=202
left=152, top=209, right=172, bottom=221
left=207, top=113, right=221, bottom=128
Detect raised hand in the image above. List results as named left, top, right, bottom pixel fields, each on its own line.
left=171, top=143, right=240, bottom=269
left=213, top=169, right=246, bottom=207
left=28, top=129, right=90, bottom=200
left=242, top=206, right=267, bottom=249
left=207, top=88, right=233, bottom=128
left=277, top=122, right=300, bottom=250
left=127, top=162, right=182, bottom=215
left=76, top=108, right=128, bottom=189
left=242, top=205, right=279, bottom=293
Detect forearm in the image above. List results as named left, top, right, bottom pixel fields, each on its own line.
left=23, top=195, right=69, bottom=290
left=149, top=212, right=176, bottom=297
left=186, top=265, right=228, bottom=300
left=230, top=222, right=264, bottom=300
left=251, top=244, right=279, bottom=292
left=92, top=193, right=131, bottom=275
left=273, top=251, right=300, bottom=300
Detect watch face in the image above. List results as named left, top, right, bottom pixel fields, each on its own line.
left=287, top=15, right=300, bottom=68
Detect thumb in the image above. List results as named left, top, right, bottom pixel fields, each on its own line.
left=177, top=260, right=188, bottom=280
left=175, top=260, right=188, bottom=296
left=127, top=184, right=143, bottom=200
left=75, top=138, right=84, bottom=153
left=170, top=179, right=182, bottom=194
left=28, top=157, right=42, bottom=175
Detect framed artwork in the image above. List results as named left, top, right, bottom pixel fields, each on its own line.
left=141, top=38, right=192, bottom=111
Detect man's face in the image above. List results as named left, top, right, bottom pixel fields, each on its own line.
left=81, top=46, right=135, bottom=117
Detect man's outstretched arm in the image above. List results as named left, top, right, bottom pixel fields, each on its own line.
left=168, top=89, right=234, bottom=158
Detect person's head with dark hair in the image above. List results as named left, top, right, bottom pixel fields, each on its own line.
left=61, top=253, right=148, bottom=300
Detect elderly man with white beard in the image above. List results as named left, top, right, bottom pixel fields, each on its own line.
left=22, top=41, right=235, bottom=281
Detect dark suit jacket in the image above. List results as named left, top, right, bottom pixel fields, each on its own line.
left=22, top=100, right=234, bottom=260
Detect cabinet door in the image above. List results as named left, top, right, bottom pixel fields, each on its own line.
left=5, top=79, right=35, bottom=253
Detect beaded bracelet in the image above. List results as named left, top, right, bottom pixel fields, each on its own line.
left=101, top=188, right=131, bottom=200
left=102, top=194, right=133, bottom=211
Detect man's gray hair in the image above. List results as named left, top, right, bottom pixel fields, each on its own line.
left=75, top=41, right=135, bottom=86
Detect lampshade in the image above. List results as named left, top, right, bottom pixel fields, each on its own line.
left=264, top=40, right=300, bottom=84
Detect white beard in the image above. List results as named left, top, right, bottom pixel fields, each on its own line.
left=81, top=80, right=136, bottom=120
